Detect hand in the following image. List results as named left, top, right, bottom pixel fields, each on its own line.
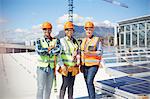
left=48, top=45, right=55, bottom=52
left=61, top=65, right=67, bottom=72
left=58, top=65, right=68, bottom=76
left=61, top=65, right=68, bottom=76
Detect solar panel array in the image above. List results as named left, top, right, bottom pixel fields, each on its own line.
left=98, top=47, right=150, bottom=98
left=97, top=76, right=150, bottom=98
left=110, top=64, right=150, bottom=74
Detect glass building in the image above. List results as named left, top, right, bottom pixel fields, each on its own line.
left=115, top=15, right=150, bottom=49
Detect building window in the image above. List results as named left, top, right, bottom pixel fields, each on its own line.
left=147, top=22, right=150, bottom=30
left=120, top=34, right=124, bottom=45
left=147, top=30, right=150, bottom=48
left=125, top=25, right=130, bottom=31
left=120, top=26, right=124, bottom=32
left=132, top=24, right=137, bottom=31
left=139, top=23, right=145, bottom=30
left=126, top=32, right=130, bottom=48
left=132, top=31, right=137, bottom=47
left=139, top=30, right=145, bottom=47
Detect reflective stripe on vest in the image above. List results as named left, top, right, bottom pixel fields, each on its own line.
left=37, top=38, right=57, bottom=68
left=81, top=36, right=101, bottom=66
left=60, top=37, right=78, bottom=67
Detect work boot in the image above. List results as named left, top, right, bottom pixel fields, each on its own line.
left=59, top=90, right=65, bottom=99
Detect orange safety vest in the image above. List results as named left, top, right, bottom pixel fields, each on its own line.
left=81, top=36, right=102, bottom=66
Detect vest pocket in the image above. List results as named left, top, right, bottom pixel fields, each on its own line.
left=88, top=46, right=95, bottom=51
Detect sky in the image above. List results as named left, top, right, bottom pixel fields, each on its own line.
left=0, top=0, right=150, bottom=42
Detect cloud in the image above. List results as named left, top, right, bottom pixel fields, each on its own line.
left=56, top=14, right=96, bottom=30
left=31, top=24, right=42, bottom=34
left=95, top=20, right=116, bottom=27
left=0, top=21, right=61, bottom=43
left=56, top=14, right=115, bottom=31
left=56, top=14, right=95, bottom=26
left=0, top=14, right=115, bottom=43
left=32, top=24, right=41, bottom=30
left=14, top=28, right=28, bottom=33
left=0, top=24, right=44, bottom=43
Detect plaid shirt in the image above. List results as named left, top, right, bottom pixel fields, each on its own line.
left=35, top=36, right=61, bottom=72
left=35, top=36, right=61, bottom=56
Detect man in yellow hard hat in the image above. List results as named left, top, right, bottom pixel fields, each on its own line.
left=35, top=22, right=61, bottom=99
left=58, top=21, right=80, bottom=99
left=80, top=21, right=103, bottom=99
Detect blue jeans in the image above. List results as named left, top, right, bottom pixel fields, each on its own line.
left=59, top=72, right=75, bottom=99
left=36, top=67, right=54, bottom=99
left=82, top=65, right=98, bottom=99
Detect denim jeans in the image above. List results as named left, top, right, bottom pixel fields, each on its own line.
left=59, top=72, right=75, bottom=99
left=83, top=65, right=98, bottom=99
left=36, top=67, right=54, bottom=99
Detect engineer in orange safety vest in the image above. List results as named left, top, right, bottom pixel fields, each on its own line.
left=80, top=21, right=103, bottom=99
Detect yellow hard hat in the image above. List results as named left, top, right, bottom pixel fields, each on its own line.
left=84, top=21, right=94, bottom=28
left=42, top=22, right=52, bottom=29
left=64, top=21, right=74, bottom=30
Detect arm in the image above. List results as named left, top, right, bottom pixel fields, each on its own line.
left=57, top=50, right=65, bottom=67
left=57, top=44, right=65, bottom=67
left=49, top=39, right=61, bottom=56
left=76, top=42, right=80, bottom=66
left=35, top=39, right=49, bottom=55
left=84, top=41, right=103, bottom=56
left=96, top=41, right=103, bottom=56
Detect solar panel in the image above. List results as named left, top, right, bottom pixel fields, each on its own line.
left=119, top=82, right=150, bottom=94
left=110, top=64, right=150, bottom=74
left=140, top=76, right=150, bottom=80
left=118, top=68, right=150, bottom=74
left=110, top=65, right=135, bottom=70
left=135, top=63, right=150, bottom=68
left=97, top=76, right=150, bottom=98
left=97, top=76, right=146, bottom=88
left=104, top=58, right=127, bottom=63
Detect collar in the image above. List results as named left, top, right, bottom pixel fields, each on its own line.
left=44, top=36, right=53, bottom=41
left=86, top=35, right=94, bottom=39
left=65, top=36, right=73, bottom=41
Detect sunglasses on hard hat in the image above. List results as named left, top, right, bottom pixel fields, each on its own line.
left=43, top=28, right=51, bottom=30
left=85, top=27, right=93, bottom=31
left=43, top=28, right=51, bottom=32
left=65, top=28, right=74, bottom=32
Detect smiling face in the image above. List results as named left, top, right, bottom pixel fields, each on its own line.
left=85, top=27, right=94, bottom=38
left=43, top=28, right=52, bottom=38
left=65, top=28, right=74, bottom=38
